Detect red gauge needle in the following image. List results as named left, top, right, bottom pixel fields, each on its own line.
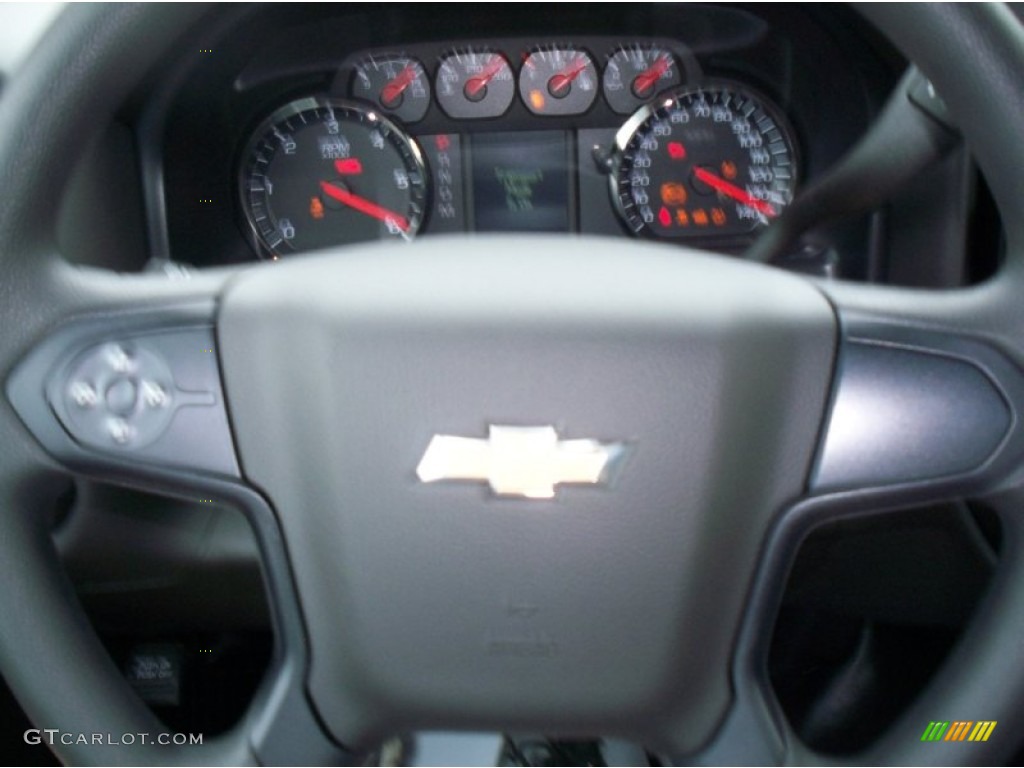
left=319, top=181, right=410, bottom=232
left=465, top=56, right=507, bottom=99
left=380, top=65, right=418, bottom=107
left=693, top=167, right=777, bottom=217
left=632, top=56, right=670, bottom=95
left=548, top=58, right=589, bottom=94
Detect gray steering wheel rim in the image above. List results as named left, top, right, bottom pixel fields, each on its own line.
left=1, top=3, right=1024, bottom=765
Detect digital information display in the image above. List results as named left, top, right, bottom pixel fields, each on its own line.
left=470, top=131, right=570, bottom=233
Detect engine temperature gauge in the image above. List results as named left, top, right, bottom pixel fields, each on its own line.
left=436, top=49, right=514, bottom=119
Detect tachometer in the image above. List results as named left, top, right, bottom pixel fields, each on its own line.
left=611, top=84, right=796, bottom=240
left=240, top=97, right=428, bottom=258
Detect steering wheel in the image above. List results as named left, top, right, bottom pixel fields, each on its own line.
left=3, top=4, right=1024, bottom=765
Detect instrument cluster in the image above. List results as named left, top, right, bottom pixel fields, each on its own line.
left=151, top=4, right=902, bottom=277
left=238, top=37, right=797, bottom=259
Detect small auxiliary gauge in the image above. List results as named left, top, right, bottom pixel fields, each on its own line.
left=351, top=55, right=430, bottom=123
left=603, top=46, right=681, bottom=114
left=435, top=48, right=514, bottom=119
left=519, top=47, right=598, bottom=116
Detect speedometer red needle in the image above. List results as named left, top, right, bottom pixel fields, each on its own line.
left=319, top=181, right=410, bottom=232
left=693, top=167, right=776, bottom=217
left=380, top=65, right=418, bottom=106
left=465, top=57, right=507, bottom=98
left=548, top=59, right=589, bottom=93
left=633, top=56, right=669, bottom=94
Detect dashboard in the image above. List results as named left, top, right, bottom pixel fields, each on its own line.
left=58, top=3, right=991, bottom=285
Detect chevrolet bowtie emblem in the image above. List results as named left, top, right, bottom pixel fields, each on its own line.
left=415, top=425, right=626, bottom=499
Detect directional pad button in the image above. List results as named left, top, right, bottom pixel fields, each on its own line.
left=59, top=342, right=180, bottom=450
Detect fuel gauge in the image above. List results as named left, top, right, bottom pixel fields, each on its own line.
left=351, top=55, right=430, bottom=123
left=519, top=47, right=598, bottom=116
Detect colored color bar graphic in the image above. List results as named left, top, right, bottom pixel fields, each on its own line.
left=921, top=720, right=996, bottom=742
left=968, top=721, right=997, bottom=742
left=921, top=721, right=949, bottom=741
left=944, top=721, right=973, bottom=741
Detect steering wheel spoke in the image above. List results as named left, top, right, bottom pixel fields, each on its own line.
left=703, top=285, right=1024, bottom=767
left=810, top=303, right=1024, bottom=501
left=1, top=265, right=366, bottom=764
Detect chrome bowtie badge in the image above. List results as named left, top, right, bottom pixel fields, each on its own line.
left=415, top=425, right=626, bottom=499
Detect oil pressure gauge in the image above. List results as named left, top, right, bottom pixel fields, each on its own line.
left=603, top=46, right=681, bottom=114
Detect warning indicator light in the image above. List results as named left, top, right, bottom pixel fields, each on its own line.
left=660, top=182, right=688, bottom=206
left=334, top=158, right=363, bottom=175
left=667, top=141, right=686, bottom=160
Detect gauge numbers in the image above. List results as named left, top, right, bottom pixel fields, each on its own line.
left=436, top=48, right=514, bottom=119
left=519, top=47, right=599, bottom=116
left=240, top=98, right=428, bottom=258
left=352, top=55, right=431, bottom=123
left=603, top=46, right=681, bottom=114
left=612, top=84, right=796, bottom=240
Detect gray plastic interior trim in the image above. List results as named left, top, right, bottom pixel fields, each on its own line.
left=813, top=313, right=1024, bottom=496
left=815, top=340, right=1012, bottom=492
left=5, top=300, right=358, bottom=764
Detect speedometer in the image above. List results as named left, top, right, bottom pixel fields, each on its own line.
left=611, top=83, right=797, bottom=240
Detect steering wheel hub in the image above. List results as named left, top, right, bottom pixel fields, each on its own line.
left=218, top=239, right=836, bottom=749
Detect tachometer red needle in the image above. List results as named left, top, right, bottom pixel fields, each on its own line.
left=319, top=181, right=409, bottom=232
left=693, top=167, right=776, bottom=217
left=548, top=59, right=589, bottom=93
left=380, top=65, right=418, bottom=106
left=633, top=57, right=669, bottom=94
left=465, top=57, right=507, bottom=98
